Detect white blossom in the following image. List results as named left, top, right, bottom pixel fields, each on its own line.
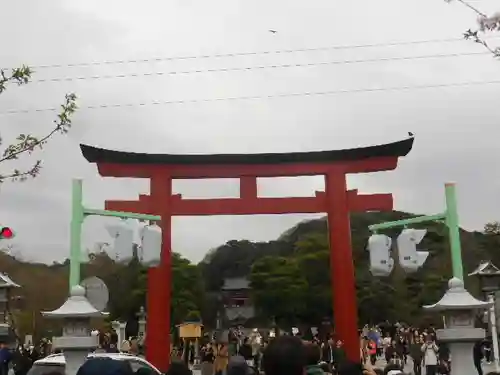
left=478, top=13, right=500, bottom=32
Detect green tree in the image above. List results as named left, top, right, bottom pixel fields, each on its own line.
left=106, top=248, right=145, bottom=321
left=108, top=252, right=204, bottom=328
left=171, top=253, right=204, bottom=325
left=484, top=221, right=500, bottom=236
left=294, top=233, right=332, bottom=322
left=184, top=310, right=202, bottom=322
left=250, top=256, right=308, bottom=326
left=0, top=66, right=77, bottom=182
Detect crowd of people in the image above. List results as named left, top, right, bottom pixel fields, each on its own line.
left=0, top=322, right=498, bottom=375
left=0, top=330, right=144, bottom=375
left=0, top=338, right=53, bottom=375
left=189, top=322, right=498, bottom=375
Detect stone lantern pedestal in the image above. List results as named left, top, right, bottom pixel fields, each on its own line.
left=469, top=261, right=500, bottom=372
left=424, top=277, right=492, bottom=375
left=137, top=306, right=147, bottom=353
left=111, top=320, right=126, bottom=349
left=42, top=285, right=106, bottom=374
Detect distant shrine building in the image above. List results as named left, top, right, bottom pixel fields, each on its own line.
left=221, top=277, right=255, bottom=327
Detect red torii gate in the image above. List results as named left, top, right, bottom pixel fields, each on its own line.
left=80, top=136, right=414, bottom=371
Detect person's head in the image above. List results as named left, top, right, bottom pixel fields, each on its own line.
left=336, top=361, right=364, bottom=375
left=227, top=355, right=251, bottom=375
left=304, top=342, right=321, bottom=366
left=336, top=340, right=343, bottom=347
left=319, top=362, right=331, bottom=374
left=384, top=363, right=403, bottom=375
left=166, top=360, right=192, bottom=375
left=262, top=335, right=305, bottom=375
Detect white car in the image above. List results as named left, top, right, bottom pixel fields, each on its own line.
left=26, top=352, right=162, bottom=375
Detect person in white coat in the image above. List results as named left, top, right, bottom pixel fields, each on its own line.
left=421, top=336, right=439, bottom=375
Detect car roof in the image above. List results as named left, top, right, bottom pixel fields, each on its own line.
left=34, top=352, right=154, bottom=366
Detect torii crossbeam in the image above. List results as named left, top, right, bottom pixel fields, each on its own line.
left=80, top=136, right=414, bottom=371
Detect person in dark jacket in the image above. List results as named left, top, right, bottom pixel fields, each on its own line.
left=227, top=356, right=251, bottom=375
left=384, top=341, right=398, bottom=364
left=167, top=361, right=193, bottom=375
left=321, top=339, right=335, bottom=366
left=238, top=338, right=253, bottom=361
left=304, top=342, right=324, bottom=375
left=409, top=336, right=423, bottom=375
left=12, top=345, right=32, bottom=375
left=473, top=339, right=485, bottom=375
left=332, top=340, right=346, bottom=368
left=0, top=342, right=12, bottom=375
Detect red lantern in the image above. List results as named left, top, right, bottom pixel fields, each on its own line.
left=0, top=227, right=14, bottom=239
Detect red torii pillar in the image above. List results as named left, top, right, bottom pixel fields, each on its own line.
left=79, top=136, right=414, bottom=371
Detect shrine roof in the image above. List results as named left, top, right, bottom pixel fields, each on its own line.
left=0, top=273, right=20, bottom=289
left=80, top=136, right=414, bottom=166
left=222, top=277, right=250, bottom=290
left=42, top=285, right=106, bottom=318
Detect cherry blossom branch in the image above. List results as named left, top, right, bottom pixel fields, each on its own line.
left=0, top=66, right=78, bottom=183
left=444, top=0, right=500, bottom=58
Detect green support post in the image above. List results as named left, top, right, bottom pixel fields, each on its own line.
left=444, top=183, right=463, bottom=280
left=367, top=183, right=464, bottom=280
left=69, top=179, right=84, bottom=290
left=68, top=178, right=161, bottom=291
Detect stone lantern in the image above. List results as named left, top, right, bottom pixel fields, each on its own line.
left=424, top=277, right=491, bottom=375
left=0, top=273, right=20, bottom=347
left=469, top=261, right=500, bottom=372
left=42, top=285, right=106, bottom=374
left=137, top=306, right=147, bottom=346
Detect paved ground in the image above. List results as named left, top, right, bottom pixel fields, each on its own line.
left=191, top=357, right=498, bottom=375
left=373, top=357, right=498, bottom=374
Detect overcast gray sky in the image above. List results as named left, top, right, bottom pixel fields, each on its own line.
left=1, top=0, right=499, bottom=264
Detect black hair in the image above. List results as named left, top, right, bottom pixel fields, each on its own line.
left=304, top=343, right=321, bottom=366
left=166, top=360, right=193, bottom=375
left=319, top=362, right=331, bottom=373
left=336, top=361, right=364, bottom=375
left=262, top=335, right=305, bottom=375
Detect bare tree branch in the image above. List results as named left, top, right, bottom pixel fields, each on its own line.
left=453, top=0, right=487, bottom=17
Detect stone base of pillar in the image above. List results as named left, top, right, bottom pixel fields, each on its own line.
left=436, top=328, right=485, bottom=375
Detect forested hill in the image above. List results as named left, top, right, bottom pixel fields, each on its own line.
left=0, top=210, right=497, bottom=334
left=199, top=211, right=495, bottom=325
